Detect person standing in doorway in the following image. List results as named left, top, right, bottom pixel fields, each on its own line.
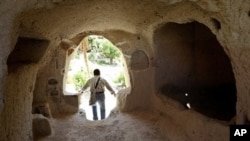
left=80, top=69, right=116, bottom=120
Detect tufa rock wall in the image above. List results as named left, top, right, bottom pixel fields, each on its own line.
left=0, top=0, right=250, bottom=140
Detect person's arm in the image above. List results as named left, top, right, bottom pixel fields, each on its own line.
left=79, top=79, right=91, bottom=94
left=103, top=79, right=116, bottom=96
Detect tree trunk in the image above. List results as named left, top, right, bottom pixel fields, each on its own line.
left=110, top=58, right=113, bottom=64
left=81, top=38, right=90, bottom=76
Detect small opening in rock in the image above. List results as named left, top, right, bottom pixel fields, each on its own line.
left=211, top=18, right=221, bottom=30
left=48, top=78, right=58, bottom=85
left=186, top=103, right=191, bottom=109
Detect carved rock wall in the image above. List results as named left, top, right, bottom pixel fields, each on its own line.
left=0, top=0, right=250, bottom=140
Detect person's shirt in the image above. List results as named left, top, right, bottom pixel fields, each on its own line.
left=82, top=76, right=115, bottom=94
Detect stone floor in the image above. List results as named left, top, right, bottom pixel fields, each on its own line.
left=36, top=111, right=173, bottom=141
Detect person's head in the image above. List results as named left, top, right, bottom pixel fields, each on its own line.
left=93, top=69, right=100, bottom=76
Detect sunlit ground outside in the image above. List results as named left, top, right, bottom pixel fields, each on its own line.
left=65, top=35, right=126, bottom=120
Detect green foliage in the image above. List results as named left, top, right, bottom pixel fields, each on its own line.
left=72, top=71, right=87, bottom=91
left=88, top=36, right=101, bottom=52
left=86, top=35, right=121, bottom=65
left=88, top=52, right=95, bottom=62
left=97, top=60, right=108, bottom=65
left=88, top=36, right=94, bottom=46
left=114, top=73, right=125, bottom=86
left=102, top=41, right=121, bottom=64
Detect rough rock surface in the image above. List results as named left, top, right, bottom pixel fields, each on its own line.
left=0, top=0, right=250, bottom=140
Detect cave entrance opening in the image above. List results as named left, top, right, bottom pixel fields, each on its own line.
left=64, top=35, right=128, bottom=120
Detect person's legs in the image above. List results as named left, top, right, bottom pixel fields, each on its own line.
left=100, top=94, right=106, bottom=120
left=92, top=104, right=98, bottom=120
left=96, top=93, right=106, bottom=120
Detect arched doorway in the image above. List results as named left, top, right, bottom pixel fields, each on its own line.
left=64, top=35, right=129, bottom=120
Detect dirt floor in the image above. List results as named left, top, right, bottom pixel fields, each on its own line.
left=36, top=109, right=188, bottom=141
left=35, top=93, right=230, bottom=141
left=35, top=83, right=230, bottom=141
